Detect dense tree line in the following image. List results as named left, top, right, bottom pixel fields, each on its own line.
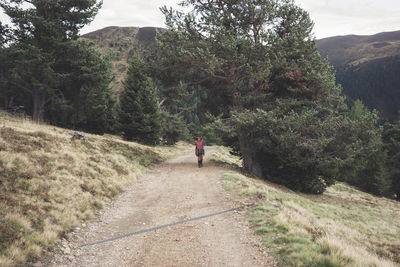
left=336, top=56, right=400, bottom=122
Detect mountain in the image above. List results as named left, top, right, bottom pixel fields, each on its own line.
left=316, top=30, right=400, bottom=121
left=81, top=26, right=160, bottom=94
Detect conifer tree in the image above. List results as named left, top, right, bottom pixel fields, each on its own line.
left=119, top=57, right=161, bottom=145
left=383, top=119, right=400, bottom=200
left=342, top=100, right=391, bottom=196
left=0, top=0, right=102, bottom=121
left=154, top=0, right=363, bottom=193
left=161, top=110, right=190, bottom=145
left=0, top=31, right=14, bottom=109
left=47, top=41, right=116, bottom=134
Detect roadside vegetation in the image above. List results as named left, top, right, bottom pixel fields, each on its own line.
left=0, top=111, right=189, bottom=266
left=213, top=149, right=400, bottom=267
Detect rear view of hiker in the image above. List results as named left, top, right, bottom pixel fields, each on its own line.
left=195, top=137, right=205, bottom=168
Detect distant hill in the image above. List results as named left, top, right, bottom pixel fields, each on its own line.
left=316, top=30, right=400, bottom=121
left=81, top=26, right=160, bottom=94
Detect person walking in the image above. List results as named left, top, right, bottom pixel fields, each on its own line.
left=195, top=137, right=205, bottom=168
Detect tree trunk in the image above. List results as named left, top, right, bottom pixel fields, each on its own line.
left=4, top=95, right=14, bottom=110
left=32, top=92, right=46, bottom=122
left=238, top=136, right=263, bottom=178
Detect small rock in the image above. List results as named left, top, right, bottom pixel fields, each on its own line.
left=64, top=247, right=71, bottom=255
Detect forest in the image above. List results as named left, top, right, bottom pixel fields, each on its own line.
left=0, top=0, right=399, bottom=199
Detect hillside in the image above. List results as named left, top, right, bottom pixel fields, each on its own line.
left=211, top=148, right=400, bottom=266
left=0, top=111, right=188, bottom=266
left=81, top=26, right=160, bottom=94
left=1, top=111, right=399, bottom=267
left=316, top=31, right=400, bottom=121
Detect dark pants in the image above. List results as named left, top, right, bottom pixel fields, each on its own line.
left=195, top=148, right=204, bottom=168
left=198, top=154, right=203, bottom=168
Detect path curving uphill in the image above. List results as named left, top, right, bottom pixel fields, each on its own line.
left=44, top=147, right=275, bottom=266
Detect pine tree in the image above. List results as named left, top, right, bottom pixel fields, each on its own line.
left=383, top=119, right=400, bottom=200
left=0, top=43, right=15, bottom=110
left=342, top=100, right=391, bottom=196
left=0, top=0, right=102, bottom=121
left=119, top=57, right=161, bottom=145
left=161, top=110, right=190, bottom=145
left=47, top=41, right=116, bottom=134
left=154, top=0, right=358, bottom=193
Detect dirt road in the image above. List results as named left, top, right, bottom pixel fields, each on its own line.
left=44, top=147, right=275, bottom=266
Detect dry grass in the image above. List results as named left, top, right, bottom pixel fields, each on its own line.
left=215, top=150, right=400, bottom=267
left=209, top=146, right=243, bottom=169
left=347, top=40, right=400, bottom=66
left=0, top=111, right=190, bottom=266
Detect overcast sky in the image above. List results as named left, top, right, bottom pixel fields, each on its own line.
left=1, top=0, right=400, bottom=39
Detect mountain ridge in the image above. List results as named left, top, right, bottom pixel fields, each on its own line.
left=317, top=30, right=400, bottom=67
left=316, top=30, right=400, bottom=120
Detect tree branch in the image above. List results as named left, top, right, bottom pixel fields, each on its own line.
left=158, top=97, right=167, bottom=107
left=8, top=80, right=33, bottom=94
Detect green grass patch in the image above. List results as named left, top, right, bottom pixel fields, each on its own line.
left=216, top=158, right=400, bottom=267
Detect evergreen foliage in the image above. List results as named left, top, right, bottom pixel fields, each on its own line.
left=161, top=110, right=190, bottom=145
left=0, top=0, right=104, bottom=122
left=341, top=100, right=391, bottom=196
left=155, top=0, right=358, bottom=193
left=0, top=46, right=17, bottom=110
left=383, top=119, right=400, bottom=200
left=0, top=21, right=10, bottom=45
left=322, top=42, right=400, bottom=122
left=47, top=41, right=116, bottom=134
left=119, top=56, right=161, bottom=145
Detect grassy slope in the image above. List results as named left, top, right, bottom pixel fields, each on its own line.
left=212, top=148, right=400, bottom=267
left=0, top=111, right=189, bottom=266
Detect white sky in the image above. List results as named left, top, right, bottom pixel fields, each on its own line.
left=1, top=0, right=400, bottom=39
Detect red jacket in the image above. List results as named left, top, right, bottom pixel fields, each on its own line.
left=195, top=139, right=203, bottom=149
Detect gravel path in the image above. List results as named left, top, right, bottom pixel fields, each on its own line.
left=41, top=147, right=275, bottom=266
